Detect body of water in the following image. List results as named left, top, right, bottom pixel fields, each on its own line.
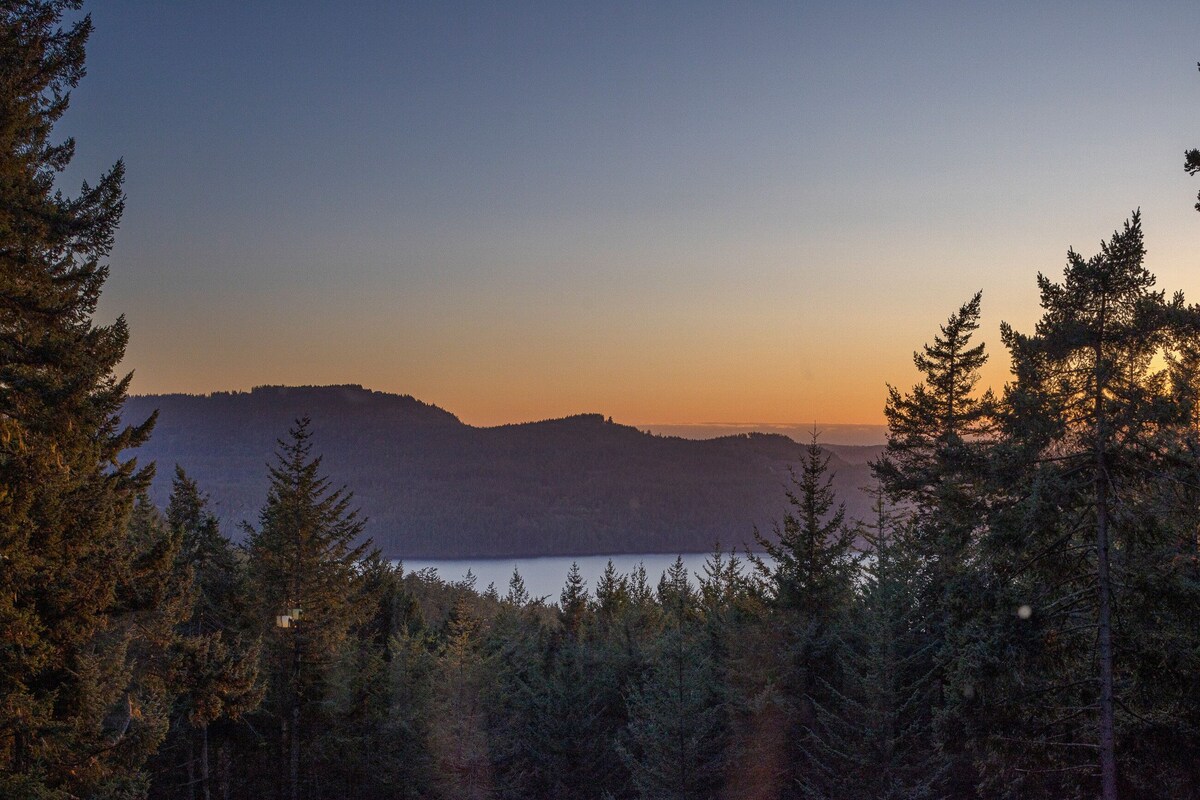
left=396, top=552, right=762, bottom=601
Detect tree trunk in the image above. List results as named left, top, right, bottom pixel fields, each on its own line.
left=187, top=728, right=197, bottom=800
left=279, top=711, right=287, bottom=800
left=290, top=621, right=302, bottom=800
left=1096, top=463, right=1117, bottom=800
left=1094, top=323, right=1117, bottom=800
left=290, top=702, right=300, bottom=800
left=201, top=723, right=212, bottom=800
left=218, top=740, right=231, bottom=800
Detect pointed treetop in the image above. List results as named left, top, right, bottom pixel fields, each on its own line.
left=504, top=567, right=530, bottom=607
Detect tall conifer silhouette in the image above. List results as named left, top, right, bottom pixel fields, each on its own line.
left=0, top=3, right=159, bottom=795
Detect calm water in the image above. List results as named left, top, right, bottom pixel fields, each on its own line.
left=396, top=552, right=762, bottom=601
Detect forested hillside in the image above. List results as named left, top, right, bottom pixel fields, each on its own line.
left=122, top=386, right=880, bottom=558
left=7, top=5, right=1200, bottom=799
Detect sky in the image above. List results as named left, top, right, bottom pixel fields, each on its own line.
left=60, top=1, right=1200, bottom=428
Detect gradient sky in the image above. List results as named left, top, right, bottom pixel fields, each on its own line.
left=60, top=1, right=1200, bottom=427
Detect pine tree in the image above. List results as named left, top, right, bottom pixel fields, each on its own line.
left=483, top=570, right=544, bottom=800
left=984, top=212, right=1200, bottom=798
left=244, top=417, right=372, bottom=800
left=874, top=290, right=995, bottom=557
left=323, top=558, right=436, bottom=800
left=595, top=559, right=630, bottom=622
left=106, top=497, right=193, bottom=799
left=502, top=567, right=531, bottom=608
left=384, top=605, right=438, bottom=800
left=695, top=546, right=777, bottom=797
left=697, top=546, right=753, bottom=618
left=755, top=432, right=859, bottom=613
left=0, top=3, right=158, bottom=796
left=494, top=563, right=629, bottom=800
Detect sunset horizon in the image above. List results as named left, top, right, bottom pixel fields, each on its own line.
left=8, top=3, right=1200, bottom=796
left=129, top=379, right=894, bottom=443
left=60, top=2, right=1198, bottom=430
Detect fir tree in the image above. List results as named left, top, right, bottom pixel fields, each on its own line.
left=621, top=558, right=729, bottom=800
left=429, top=594, right=491, bottom=800
left=697, top=546, right=753, bottom=618
left=323, top=558, right=436, bottom=800
left=496, top=563, right=629, bottom=800
left=106, top=498, right=192, bottom=799
left=558, top=561, right=590, bottom=637
left=874, top=290, right=995, bottom=533
left=751, top=432, right=858, bottom=798
left=483, top=570, right=559, bottom=800
left=1187, top=61, right=1200, bottom=213
left=755, top=432, right=859, bottom=613
left=800, top=488, right=944, bottom=800
left=243, top=418, right=372, bottom=800
left=595, top=559, right=630, bottom=622
left=0, top=3, right=158, bottom=796
left=503, top=567, right=531, bottom=608
left=872, top=292, right=996, bottom=794
left=151, top=469, right=261, bottom=800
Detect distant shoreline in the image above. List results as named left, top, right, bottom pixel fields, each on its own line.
left=640, top=422, right=887, bottom=447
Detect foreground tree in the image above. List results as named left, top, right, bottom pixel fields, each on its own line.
left=0, top=2, right=159, bottom=796
left=984, top=212, right=1200, bottom=798
left=872, top=292, right=996, bottom=794
left=802, top=490, right=943, bottom=800
left=874, top=290, right=995, bottom=529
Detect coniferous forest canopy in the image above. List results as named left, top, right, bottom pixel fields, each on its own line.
left=4, top=4, right=1200, bottom=800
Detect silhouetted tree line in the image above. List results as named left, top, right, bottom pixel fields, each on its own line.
left=5, top=4, right=1200, bottom=798
left=12, top=233, right=1200, bottom=799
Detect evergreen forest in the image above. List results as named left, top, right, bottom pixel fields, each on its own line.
left=4, top=4, right=1200, bottom=799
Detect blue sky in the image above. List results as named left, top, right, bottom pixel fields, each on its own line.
left=60, top=1, right=1200, bottom=424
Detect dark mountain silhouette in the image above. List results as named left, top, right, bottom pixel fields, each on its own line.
left=122, top=385, right=883, bottom=559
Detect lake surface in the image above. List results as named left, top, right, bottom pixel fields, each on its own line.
left=396, top=552, right=763, bottom=601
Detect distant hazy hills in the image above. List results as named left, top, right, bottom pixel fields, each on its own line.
left=122, top=385, right=883, bottom=559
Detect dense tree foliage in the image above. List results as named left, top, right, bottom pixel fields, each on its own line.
left=112, top=217, right=1199, bottom=800
left=873, top=291, right=997, bottom=795
left=0, top=2, right=162, bottom=797
left=148, top=469, right=260, bottom=800
left=749, top=433, right=859, bottom=799
left=6, top=5, right=1200, bottom=798
left=243, top=418, right=373, bottom=800
left=971, top=214, right=1200, bottom=798
left=4, top=248, right=1199, bottom=800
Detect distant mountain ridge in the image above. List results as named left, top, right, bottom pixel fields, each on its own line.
left=122, top=385, right=883, bottom=559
